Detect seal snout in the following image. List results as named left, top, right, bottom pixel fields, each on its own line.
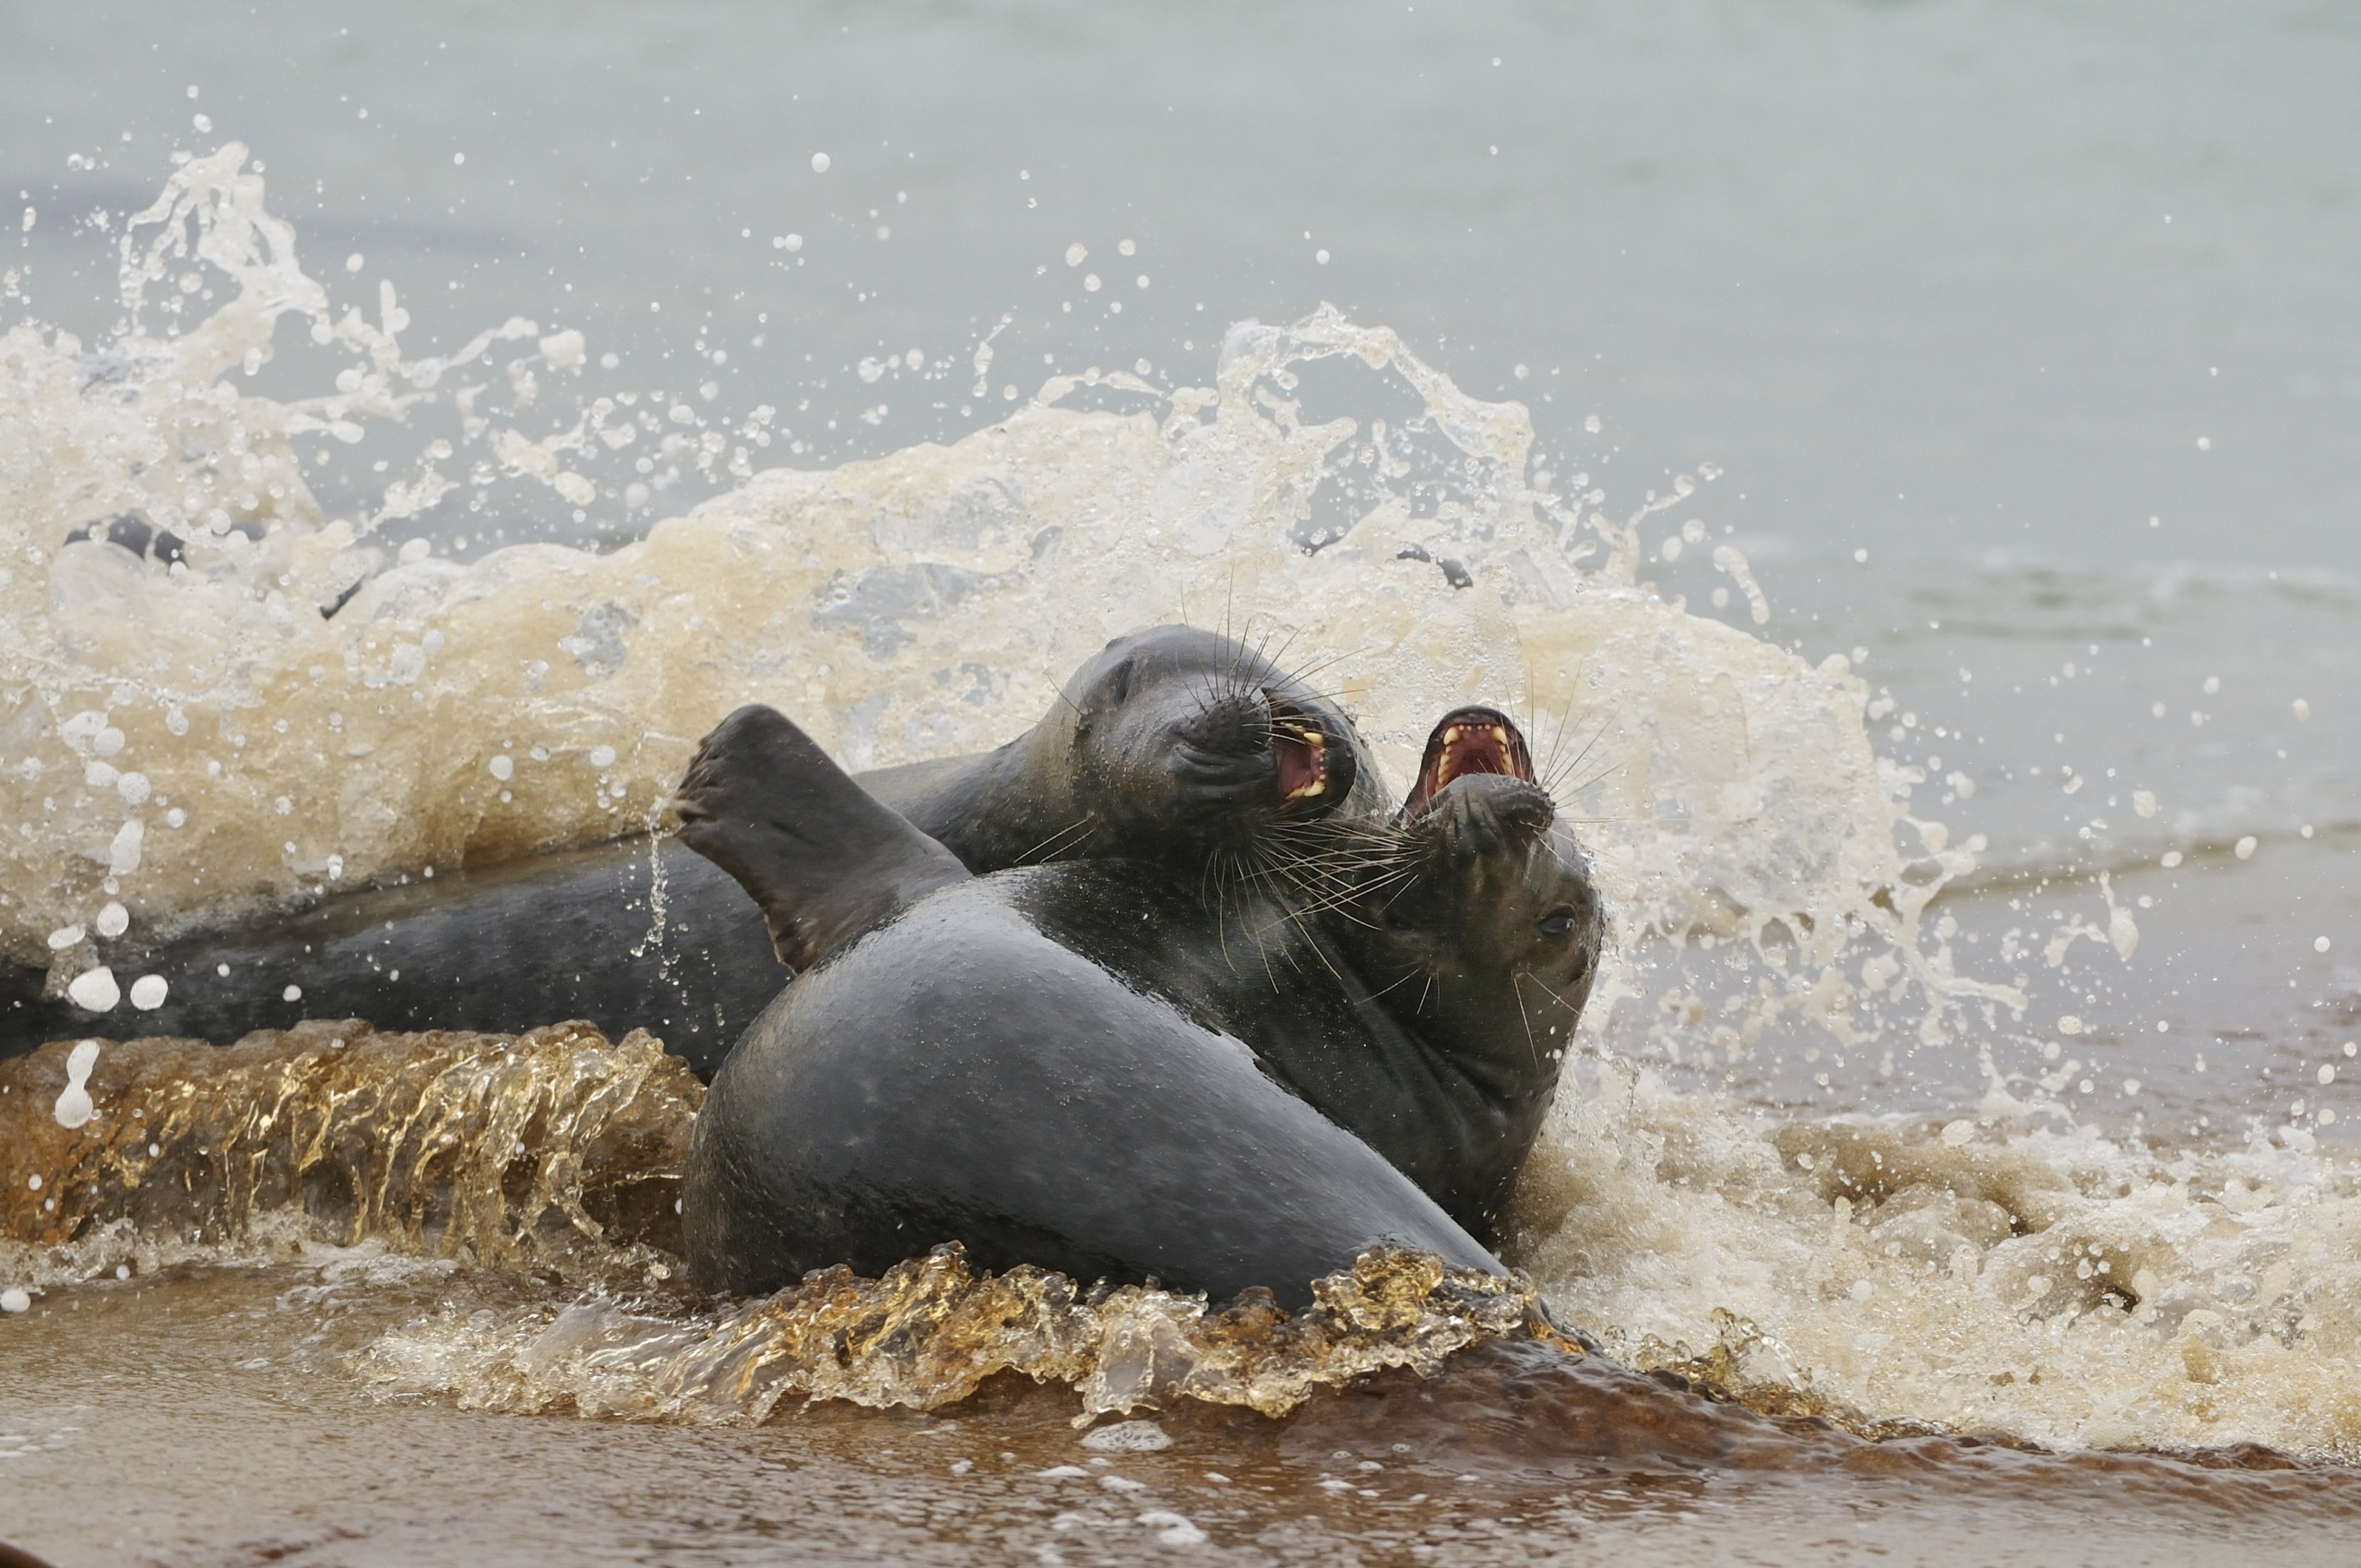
left=1404, top=707, right=1536, bottom=820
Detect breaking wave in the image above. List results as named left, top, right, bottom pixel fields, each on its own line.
left=6, top=146, right=2358, bottom=1468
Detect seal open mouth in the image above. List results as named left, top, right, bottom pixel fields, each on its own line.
left=1269, top=696, right=1343, bottom=812
left=1403, top=707, right=1536, bottom=818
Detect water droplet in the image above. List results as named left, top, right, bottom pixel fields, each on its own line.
left=67, top=967, right=120, bottom=1012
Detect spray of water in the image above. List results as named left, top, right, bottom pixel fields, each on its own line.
left=17, top=148, right=2361, bottom=1464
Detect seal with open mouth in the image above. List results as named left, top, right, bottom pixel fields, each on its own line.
left=1115, top=704, right=1607, bottom=1241
left=671, top=702, right=1503, bottom=1307
left=1330, top=707, right=1607, bottom=1234
left=4, top=626, right=1383, bottom=1076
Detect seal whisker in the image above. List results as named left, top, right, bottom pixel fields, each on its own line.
left=1015, top=815, right=1099, bottom=866
left=1369, top=871, right=1425, bottom=920
left=1557, top=759, right=1629, bottom=802
left=1272, top=866, right=1414, bottom=926
left=1509, top=969, right=1544, bottom=1073
left=1207, top=847, right=1244, bottom=974
left=1513, top=968, right=1584, bottom=1018
left=1270, top=643, right=1367, bottom=689
left=1542, top=708, right=1620, bottom=799
left=1528, top=688, right=1584, bottom=796
left=1359, top=963, right=1429, bottom=1004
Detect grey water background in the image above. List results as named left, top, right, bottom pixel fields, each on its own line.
left=4, top=0, right=2355, bottom=1134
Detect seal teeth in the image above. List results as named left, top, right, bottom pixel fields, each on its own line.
left=1436, top=726, right=1464, bottom=789
left=1271, top=712, right=1331, bottom=805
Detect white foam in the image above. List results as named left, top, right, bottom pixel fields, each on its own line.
left=108, top=818, right=144, bottom=874
left=52, top=1039, right=101, bottom=1129
left=1079, top=1420, right=1172, bottom=1453
left=1514, top=1063, right=2361, bottom=1460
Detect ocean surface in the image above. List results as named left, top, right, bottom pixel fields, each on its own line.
left=3, top=3, right=2357, bottom=1562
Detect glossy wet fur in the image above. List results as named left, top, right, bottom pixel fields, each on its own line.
left=686, top=867, right=1505, bottom=1306
left=676, top=700, right=1604, bottom=1301
left=1335, top=770, right=1605, bottom=1229
left=859, top=623, right=1382, bottom=873
left=1201, top=714, right=1607, bottom=1238
left=674, top=705, right=1497, bottom=1305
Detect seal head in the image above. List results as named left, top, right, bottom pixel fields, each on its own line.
left=869, top=624, right=1383, bottom=875
left=1066, top=625, right=1362, bottom=850
left=1325, top=707, right=1606, bottom=1230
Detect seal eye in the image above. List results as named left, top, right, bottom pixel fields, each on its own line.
left=1536, top=909, right=1577, bottom=940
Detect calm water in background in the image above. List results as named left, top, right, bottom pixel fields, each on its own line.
left=5, top=3, right=2360, bottom=1562
left=7, top=0, right=2354, bottom=1110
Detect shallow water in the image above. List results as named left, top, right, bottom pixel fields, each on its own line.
left=9, top=1269, right=2360, bottom=1567
left=5, top=4, right=2359, bottom=1562
left=6, top=1028, right=2360, bottom=1566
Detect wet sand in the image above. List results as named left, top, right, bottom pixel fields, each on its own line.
left=7, top=1017, right=2361, bottom=1565
left=6, top=1261, right=2355, bottom=1567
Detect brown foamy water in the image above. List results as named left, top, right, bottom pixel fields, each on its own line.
left=6, top=1028, right=2358, bottom=1567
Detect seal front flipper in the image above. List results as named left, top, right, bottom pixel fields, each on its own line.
left=672, top=704, right=969, bottom=970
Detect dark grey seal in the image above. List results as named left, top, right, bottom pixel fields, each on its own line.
left=671, top=703, right=1507, bottom=1307
left=4, top=625, right=1381, bottom=1077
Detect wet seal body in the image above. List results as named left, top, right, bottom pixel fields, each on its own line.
left=4, top=626, right=1381, bottom=1077
left=674, top=701, right=1604, bottom=1302
left=673, top=705, right=1501, bottom=1307
left=1223, top=706, right=1606, bottom=1238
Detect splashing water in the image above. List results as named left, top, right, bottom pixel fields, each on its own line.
left=1512, top=1063, right=2361, bottom=1459
left=0, top=1023, right=697, bottom=1293
left=9, top=1022, right=2360, bottom=1460
left=360, top=1240, right=1564, bottom=1429
left=0, top=1028, right=1566, bottom=1428
left=15, top=148, right=2361, bottom=1467
left=0, top=145, right=2004, bottom=1059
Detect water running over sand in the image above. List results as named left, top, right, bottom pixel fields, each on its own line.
left=4, top=149, right=2359, bottom=1522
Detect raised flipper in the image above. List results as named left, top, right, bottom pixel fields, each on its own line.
left=671, top=705, right=970, bottom=971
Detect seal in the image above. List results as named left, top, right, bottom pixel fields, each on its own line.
left=4, top=625, right=1382, bottom=1076
left=865, top=620, right=1384, bottom=873
left=670, top=703, right=1503, bottom=1306
left=1318, top=707, right=1606, bottom=1234
left=1026, top=704, right=1606, bottom=1241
